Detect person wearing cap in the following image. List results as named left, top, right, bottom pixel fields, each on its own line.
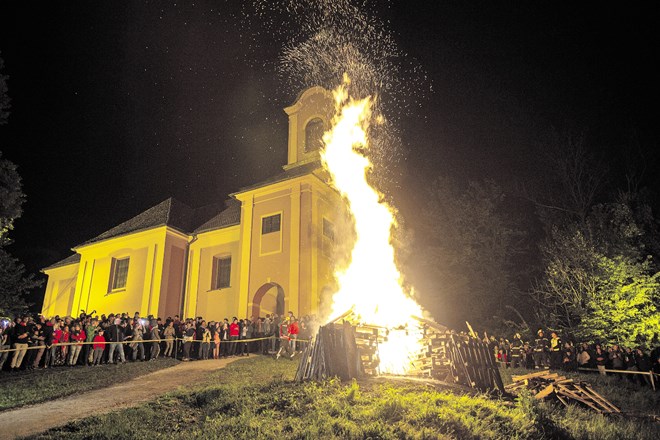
left=510, top=333, right=524, bottom=369
left=533, top=329, right=549, bottom=369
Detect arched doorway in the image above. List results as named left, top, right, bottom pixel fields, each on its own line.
left=251, top=282, right=285, bottom=319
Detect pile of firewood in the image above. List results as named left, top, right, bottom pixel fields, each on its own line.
left=505, top=371, right=620, bottom=414
left=295, top=312, right=505, bottom=394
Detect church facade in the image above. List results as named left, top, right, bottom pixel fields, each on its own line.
left=41, top=86, right=345, bottom=321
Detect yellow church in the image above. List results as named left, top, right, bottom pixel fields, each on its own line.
left=41, top=86, right=346, bottom=321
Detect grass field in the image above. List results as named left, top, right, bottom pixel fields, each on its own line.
left=0, top=357, right=179, bottom=411
left=27, top=356, right=660, bottom=439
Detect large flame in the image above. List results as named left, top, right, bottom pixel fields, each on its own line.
left=321, top=81, right=424, bottom=374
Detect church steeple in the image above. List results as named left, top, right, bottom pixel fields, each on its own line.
left=283, top=86, right=334, bottom=169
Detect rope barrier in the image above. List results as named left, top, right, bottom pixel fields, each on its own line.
left=0, top=335, right=310, bottom=354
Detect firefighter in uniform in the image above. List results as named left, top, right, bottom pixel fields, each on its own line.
left=533, top=329, right=550, bottom=369
left=549, top=331, right=562, bottom=370
left=510, top=333, right=524, bottom=369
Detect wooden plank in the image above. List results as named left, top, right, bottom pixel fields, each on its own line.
left=534, top=384, right=555, bottom=400
left=512, top=371, right=553, bottom=381
left=556, top=393, right=569, bottom=407
left=582, top=385, right=619, bottom=412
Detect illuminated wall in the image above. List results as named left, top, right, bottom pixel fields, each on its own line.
left=42, top=86, right=346, bottom=320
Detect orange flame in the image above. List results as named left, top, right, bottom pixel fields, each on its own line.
left=321, top=80, right=424, bottom=374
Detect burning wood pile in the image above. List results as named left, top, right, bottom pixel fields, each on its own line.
left=505, top=371, right=620, bottom=414
left=295, top=312, right=505, bottom=394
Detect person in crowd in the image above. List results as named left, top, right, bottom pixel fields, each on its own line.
left=533, top=329, right=549, bottom=369
left=219, top=319, right=230, bottom=357
left=299, top=320, right=310, bottom=353
left=635, top=348, right=652, bottom=386
left=594, top=344, right=607, bottom=375
left=609, top=344, right=625, bottom=378
left=68, top=323, right=86, bottom=366
left=163, top=320, right=176, bottom=358
left=92, top=329, right=106, bottom=365
left=212, top=322, right=221, bottom=359
left=182, top=322, right=195, bottom=361
left=276, top=316, right=293, bottom=360
left=624, top=347, right=639, bottom=383
left=107, top=318, right=125, bottom=364
left=200, top=321, right=211, bottom=360
left=262, top=315, right=272, bottom=354
left=85, top=318, right=98, bottom=365
left=510, top=334, right=524, bottom=369
left=10, top=316, right=29, bottom=371
left=288, top=316, right=299, bottom=353
left=150, top=319, right=161, bottom=360
left=0, top=321, right=11, bottom=370
left=271, top=314, right=281, bottom=353
left=228, top=317, right=239, bottom=357
left=131, top=319, right=145, bottom=361
left=549, top=331, right=562, bottom=370
left=31, top=320, right=46, bottom=369
left=577, top=343, right=591, bottom=369
left=561, top=341, right=576, bottom=371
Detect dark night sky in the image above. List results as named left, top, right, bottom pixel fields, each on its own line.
left=0, top=1, right=658, bottom=307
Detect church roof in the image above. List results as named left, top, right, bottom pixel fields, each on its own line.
left=77, top=197, right=222, bottom=247
left=43, top=253, right=81, bottom=270
left=194, top=199, right=241, bottom=233
left=232, top=161, right=323, bottom=195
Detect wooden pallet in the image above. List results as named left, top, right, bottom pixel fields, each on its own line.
left=295, top=315, right=505, bottom=394
left=505, top=371, right=620, bottom=414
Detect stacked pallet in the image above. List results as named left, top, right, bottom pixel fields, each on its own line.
left=295, top=314, right=506, bottom=394
left=505, top=371, right=620, bottom=414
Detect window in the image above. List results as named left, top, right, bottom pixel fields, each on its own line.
left=323, top=218, right=335, bottom=242
left=110, top=257, right=129, bottom=291
left=304, top=118, right=325, bottom=153
left=212, top=256, right=231, bottom=289
left=262, top=213, right=281, bottom=234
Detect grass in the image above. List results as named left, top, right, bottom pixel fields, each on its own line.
left=27, top=357, right=660, bottom=439
left=0, top=357, right=179, bottom=411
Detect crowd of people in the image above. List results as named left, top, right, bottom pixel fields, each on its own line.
left=3, top=314, right=659, bottom=391
left=488, top=328, right=660, bottom=387
left=0, top=310, right=315, bottom=372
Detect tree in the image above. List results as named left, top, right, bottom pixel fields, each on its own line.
left=0, top=53, right=9, bottom=126
left=0, top=54, right=40, bottom=315
left=0, top=248, right=34, bottom=316
left=533, top=201, right=660, bottom=347
left=420, top=178, right=528, bottom=329
left=0, top=151, right=24, bottom=243
left=578, top=256, right=660, bottom=350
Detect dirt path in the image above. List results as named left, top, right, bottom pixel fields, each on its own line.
left=0, top=358, right=238, bottom=440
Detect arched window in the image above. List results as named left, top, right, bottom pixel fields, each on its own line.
left=304, top=118, right=325, bottom=153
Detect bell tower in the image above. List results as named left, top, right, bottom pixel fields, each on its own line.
left=283, top=86, right=335, bottom=169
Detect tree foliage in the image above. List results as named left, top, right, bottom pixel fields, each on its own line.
left=578, top=256, right=660, bottom=349
left=533, top=201, right=660, bottom=349
left=0, top=54, right=40, bottom=315
left=421, top=178, right=528, bottom=327
left=0, top=151, right=24, bottom=243
left=0, top=248, right=34, bottom=316
left=0, top=53, right=9, bottom=126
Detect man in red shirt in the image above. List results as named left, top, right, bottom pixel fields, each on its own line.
left=228, top=317, right=239, bottom=357
left=288, top=317, right=299, bottom=353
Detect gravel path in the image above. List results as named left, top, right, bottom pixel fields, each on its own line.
left=0, top=358, right=238, bottom=440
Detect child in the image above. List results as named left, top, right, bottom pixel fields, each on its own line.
left=92, top=330, right=106, bottom=365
